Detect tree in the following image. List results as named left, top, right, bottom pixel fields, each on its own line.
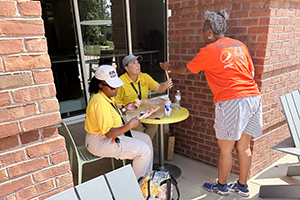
left=78, top=0, right=111, bottom=45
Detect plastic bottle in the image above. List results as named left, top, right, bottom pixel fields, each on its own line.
left=165, top=98, right=172, bottom=118
left=174, top=90, right=181, bottom=110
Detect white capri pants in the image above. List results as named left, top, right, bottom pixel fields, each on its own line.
left=85, top=130, right=153, bottom=179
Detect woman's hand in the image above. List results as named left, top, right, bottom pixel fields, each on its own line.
left=125, top=102, right=138, bottom=111
left=164, top=78, right=173, bottom=89
left=153, top=78, right=173, bottom=93
left=159, top=62, right=192, bottom=75
left=159, top=62, right=171, bottom=71
left=128, top=116, right=140, bottom=129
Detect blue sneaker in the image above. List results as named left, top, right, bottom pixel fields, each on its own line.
left=203, top=180, right=229, bottom=196
left=228, top=181, right=250, bottom=197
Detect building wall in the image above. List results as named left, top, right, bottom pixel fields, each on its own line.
left=167, top=0, right=300, bottom=178
left=1, top=0, right=299, bottom=198
left=0, top=1, right=73, bottom=199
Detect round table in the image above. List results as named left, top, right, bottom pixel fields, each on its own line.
left=141, top=107, right=189, bottom=178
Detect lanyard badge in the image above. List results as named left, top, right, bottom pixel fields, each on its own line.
left=130, top=81, right=141, bottom=100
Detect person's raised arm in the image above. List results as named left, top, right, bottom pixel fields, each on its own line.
left=152, top=78, right=173, bottom=93
left=159, top=62, right=193, bottom=75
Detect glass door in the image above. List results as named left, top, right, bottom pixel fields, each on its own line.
left=41, top=0, right=167, bottom=119
left=129, top=0, right=166, bottom=83
left=78, top=0, right=128, bottom=80
left=41, top=0, right=87, bottom=118
left=77, top=0, right=167, bottom=83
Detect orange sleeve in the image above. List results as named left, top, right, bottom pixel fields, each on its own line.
left=187, top=48, right=208, bottom=74
left=245, top=47, right=254, bottom=72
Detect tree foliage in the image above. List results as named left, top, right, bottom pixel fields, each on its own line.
left=78, top=0, right=111, bottom=45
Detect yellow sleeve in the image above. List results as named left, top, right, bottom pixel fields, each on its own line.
left=145, top=73, right=159, bottom=92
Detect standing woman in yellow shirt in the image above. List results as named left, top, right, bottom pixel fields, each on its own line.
left=85, top=65, right=153, bottom=180
left=115, top=54, right=173, bottom=140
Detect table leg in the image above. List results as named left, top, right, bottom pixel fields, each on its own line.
left=158, top=124, right=164, bottom=166
left=153, top=124, right=181, bottom=179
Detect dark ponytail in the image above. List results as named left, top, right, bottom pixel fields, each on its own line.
left=89, top=76, right=103, bottom=94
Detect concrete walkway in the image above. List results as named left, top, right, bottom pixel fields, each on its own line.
left=168, top=153, right=300, bottom=200
left=58, top=122, right=300, bottom=200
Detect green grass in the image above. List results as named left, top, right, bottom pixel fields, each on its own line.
left=84, top=43, right=114, bottom=55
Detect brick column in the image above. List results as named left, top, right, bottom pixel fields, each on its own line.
left=0, top=1, right=73, bottom=199
left=168, top=0, right=300, bottom=178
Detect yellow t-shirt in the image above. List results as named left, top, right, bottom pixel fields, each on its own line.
left=85, top=91, right=122, bottom=135
left=115, top=72, right=159, bottom=106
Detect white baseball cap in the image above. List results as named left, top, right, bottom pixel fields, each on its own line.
left=94, top=65, right=124, bottom=88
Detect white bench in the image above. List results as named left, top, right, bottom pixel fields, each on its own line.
left=259, top=89, right=300, bottom=198
left=46, top=165, right=143, bottom=200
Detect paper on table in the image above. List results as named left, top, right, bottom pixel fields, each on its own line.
left=125, top=98, right=166, bottom=122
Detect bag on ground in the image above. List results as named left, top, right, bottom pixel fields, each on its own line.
left=139, top=171, right=179, bottom=200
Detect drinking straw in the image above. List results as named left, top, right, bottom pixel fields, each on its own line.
left=165, top=70, right=170, bottom=98
left=165, top=70, right=170, bottom=80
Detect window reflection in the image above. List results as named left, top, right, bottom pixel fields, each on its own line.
left=41, top=0, right=167, bottom=118
left=78, top=0, right=127, bottom=79
left=41, top=0, right=86, bottom=117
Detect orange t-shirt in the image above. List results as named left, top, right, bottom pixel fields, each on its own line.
left=187, top=37, right=260, bottom=103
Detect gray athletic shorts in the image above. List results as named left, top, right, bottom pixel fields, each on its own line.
left=214, top=95, right=262, bottom=141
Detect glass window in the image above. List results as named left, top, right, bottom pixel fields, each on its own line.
left=78, top=0, right=127, bottom=80
left=41, top=0, right=167, bottom=119
left=41, top=0, right=87, bottom=118
left=130, top=0, right=166, bottom=84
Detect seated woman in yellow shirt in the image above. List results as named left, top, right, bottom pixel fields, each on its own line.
left=85, top=65, right=153, bottom=180
left=115, top=54, right=173, bottom=140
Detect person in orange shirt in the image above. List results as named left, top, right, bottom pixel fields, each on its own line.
left=160, top=10, right=262, bottom=197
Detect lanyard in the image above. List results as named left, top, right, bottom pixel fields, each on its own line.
left=110, top=102, right=124, bottom=124
left=110, top=102, right=132, bottom=137
left=130, top=81, right=141, bottom=100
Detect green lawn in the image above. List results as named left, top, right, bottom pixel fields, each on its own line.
left=84, top=43, right=114, bottom=55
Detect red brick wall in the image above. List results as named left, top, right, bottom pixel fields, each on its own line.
left=250, top=0, right=300, bottom=177
left=0, top=1, right=73, bottom=199
left=111, top=0, right=139, bottom=52
left=168, top=0, right=300, bottom=178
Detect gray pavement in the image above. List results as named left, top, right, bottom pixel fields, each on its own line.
left=58, top=122, right=300, bottom=200
left=166, top=153, right=300, bottom=200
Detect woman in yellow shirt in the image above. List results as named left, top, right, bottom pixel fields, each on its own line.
left=115, top=54, right=173, bottom=140
left=85, top=65, right=153, bottom=180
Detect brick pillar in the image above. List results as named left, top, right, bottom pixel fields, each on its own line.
left=168, top=0, right=300, bottom=178
left=0, top=1, right=73, bottom=199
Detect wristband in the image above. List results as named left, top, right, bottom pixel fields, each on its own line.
left=121, top=105, right=126, bottom=113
